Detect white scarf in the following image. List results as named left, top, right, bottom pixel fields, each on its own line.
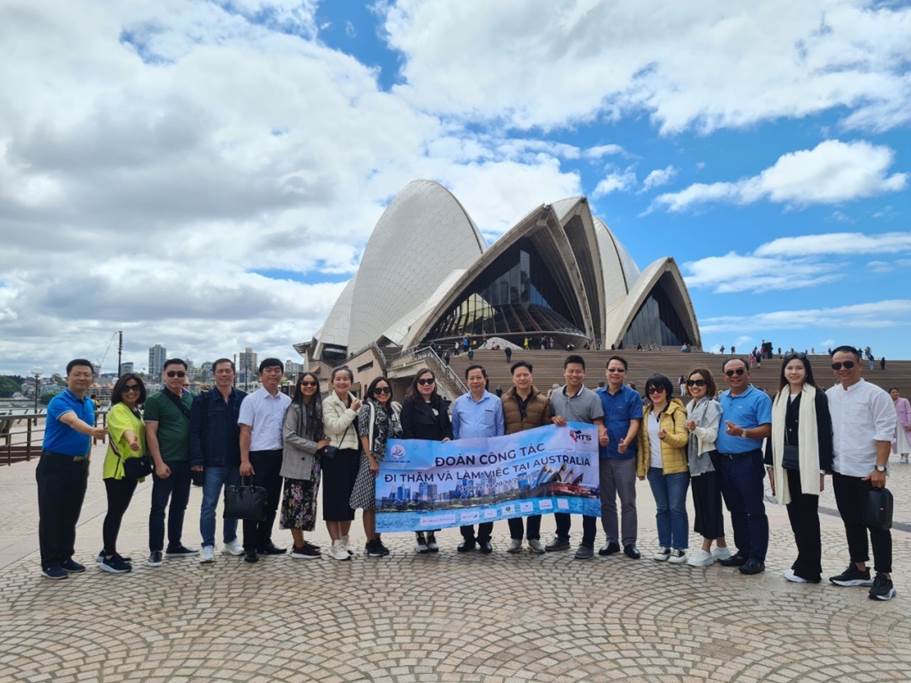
left=770, top=384, right=819, bottom=505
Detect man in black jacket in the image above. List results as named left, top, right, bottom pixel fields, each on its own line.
left=190, top=358, right=247, bottom=563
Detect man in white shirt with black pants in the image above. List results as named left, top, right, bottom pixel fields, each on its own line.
left=826, top=345, right=897, bottom=601
left=238, top=358, right=292, bottom=563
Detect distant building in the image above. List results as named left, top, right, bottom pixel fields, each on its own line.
left=238, top=346, right=257, bottom=385
left=119, top=362, right=134, bottom=375
left=148, top=344, right=167, bottom=377
left=198, top=361, right=213, bottom=383
left=285, top=359, right=304, bottom=378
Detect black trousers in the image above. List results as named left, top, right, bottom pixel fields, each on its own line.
left=460, top=523, right=493, bottom=543
left=243, top=450, right=283, bottom=550
left=36, top=454, right=89, bottom=568
left=508, top=515, right=541, bottom=540
left=103, top=477, right=138, bottom=555
left=833, top=472, right=891, bottom=573
left=784, top=469, right=821, bottom=581
left=691, top=468, right=725, bottom=540
left=149, top=460, right=192, bottom=552
left=554, top=513, right=596, bottom=547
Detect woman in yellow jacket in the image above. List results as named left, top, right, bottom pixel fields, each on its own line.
left=637, top=374, right=690, bottom=564
left=100, top=373, right=147, bottom=574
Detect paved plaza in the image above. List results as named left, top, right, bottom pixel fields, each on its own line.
left=1, top=445, right=910, bottom=683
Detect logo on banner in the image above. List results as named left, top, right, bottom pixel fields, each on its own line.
left=389, top=444, right=406, bottom=461
left=569, top=429, right=592, bottom=448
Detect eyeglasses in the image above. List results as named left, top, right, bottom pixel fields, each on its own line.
left=166, top=371, right=186, bottom=378
left=724, top=368, right=745, bottom=377
left=831, top=361, right=856, bottom=370
left=417, top=378, right=435, bottom=386
left=607, top=368, right=625, bottom=373
left=686, top=379, right=706, bottom=387
left=123, top=384, right=141, bottom=392
left=299, top=381, right=317, bottom=387
left=647, top=386, right=665, bottom=394
left=374, top=387, right=391, bottom=395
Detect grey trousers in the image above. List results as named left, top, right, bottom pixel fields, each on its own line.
left=600, top=458, right=638, bottom=546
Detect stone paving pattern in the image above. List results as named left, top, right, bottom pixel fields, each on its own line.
left=1, top=446, right=910, bottom=682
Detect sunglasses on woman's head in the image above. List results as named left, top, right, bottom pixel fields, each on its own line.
left=724, top=368, right=745, bottom=377
left=686, top=379, right=706, bottom=387
left=831, top=361, right=856, bottom=370
left=417, top=378, right=435, bottom=386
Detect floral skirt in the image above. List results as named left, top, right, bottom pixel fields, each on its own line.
left=280, top=477, right=320, bottom=531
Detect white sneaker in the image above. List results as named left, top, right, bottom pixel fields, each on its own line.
left=783, top=568, right=808, bottom=584
left=199, top=546, right=215, bottom=564
left=507, top=539, right=523, bottom=554
left=668, top=549, right=687, bottom=564
left=222, top=539, right=243, bottom=556
left=711, top=546, right=733, bottom=561
left=527, top=539, right=545, bottom=554
left=687, top=549, right=714, bottom=567
left=329, top=540, right=350, bottom=561
left=341, top=535, right=354, bottom=556
left=653, top=547, right=670, bottom=561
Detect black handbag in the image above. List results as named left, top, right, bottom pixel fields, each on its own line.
left=781, top=444, right=800, bottom=470
left=224, top=478, right=268, bottom=521
left=864, top=487, right=893, bottom=530
left=322, top=422, right=351, bottom=461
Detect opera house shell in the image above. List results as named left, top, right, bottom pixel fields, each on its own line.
left=296, top=180, right=701, bottom=380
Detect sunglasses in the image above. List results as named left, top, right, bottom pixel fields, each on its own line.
left=123, top=384, right=141, bottom=392
left=647, top=386, right=665, bottom=394
left=374, top=387, right=391, bottom=395
left=299, top=381, right=318, bottom=387
left=724, top=368, right=745, bottom=377
left=417, top=378, right=435, bottom=386
left=831, top=361, right=856, bottom=371
left=686, top=379, right=706, bottom=387
left=607, top=368, right=625, bottom=373
left=166, top=371, right=186, bottom=378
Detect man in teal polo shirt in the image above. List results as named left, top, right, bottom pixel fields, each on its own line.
left=145, top=358, right=196, bottom=566
left=37, top=359, right=106, bottom=579
left=715, top=357, right=772, bottom=575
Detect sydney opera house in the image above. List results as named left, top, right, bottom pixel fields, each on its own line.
left=295, top=180, right=701, bottom=393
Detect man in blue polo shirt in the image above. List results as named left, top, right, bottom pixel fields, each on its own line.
left=37, top=359, right=106, bottom=579
left=715, top=357, right=772, bottom=575
left=596, top=356, right=643, bottom=559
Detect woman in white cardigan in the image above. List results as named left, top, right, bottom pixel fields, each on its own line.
left=684, top=368, right=731, bottom=567
left=321, top=366, right=362, bottom=561
left=764, top=353, right=833, bottom=583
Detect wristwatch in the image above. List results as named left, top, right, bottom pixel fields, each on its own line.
left=874, top=464, right=887, bottom=473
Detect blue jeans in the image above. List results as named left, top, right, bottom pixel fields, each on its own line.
left=200, top=466, right=241, bottom=548
left=647, top=468, right=690, bottom=551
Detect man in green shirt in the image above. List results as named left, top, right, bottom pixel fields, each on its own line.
left=144, top=358, right=196, bottom=566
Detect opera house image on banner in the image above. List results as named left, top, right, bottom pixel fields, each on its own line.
left=295, top=180, right=701, bottom=396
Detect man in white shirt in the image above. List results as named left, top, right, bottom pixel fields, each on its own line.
left=826, top=346, right=896, bottom=601
left=238, top=358, right=292, bottom=563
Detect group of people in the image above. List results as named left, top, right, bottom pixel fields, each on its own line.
left=35, top=346, right=899, bottom=601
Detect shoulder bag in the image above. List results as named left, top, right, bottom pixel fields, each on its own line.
left=111, top=438, right=153, bottom=480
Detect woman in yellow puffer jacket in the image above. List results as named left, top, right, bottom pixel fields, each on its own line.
left=637, top=374, right=690, bottom=563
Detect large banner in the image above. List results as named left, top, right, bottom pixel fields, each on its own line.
left=375, top=422, right=600, bottom=533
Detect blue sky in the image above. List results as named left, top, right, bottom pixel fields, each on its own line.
left=0, top=1, right=909, bottom=374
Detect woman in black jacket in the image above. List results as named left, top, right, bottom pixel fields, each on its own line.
left=765, top=353, right=833, bottom=583
left=400, top=368, right=451, bottom=553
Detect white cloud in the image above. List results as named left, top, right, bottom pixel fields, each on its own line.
left=584, top=144, right=625, bottom=159
left=382, top=1, right=911, bottom=133
left=700, top=300, right=911, bottom=334
left=641, top=165, right=677, bottom=191
left=655, top=140, right=907, bottom=212
left=593, top=169, right=636, bottom=197
left=754, top=231, right=911, bottom=257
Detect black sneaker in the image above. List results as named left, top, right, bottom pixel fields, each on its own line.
left=719, top=553, right=747, bottom=567
left=458, top=540, right=477, bottom=553
left=415, top=533, right=429, bottom=554
left=366, top=540, right=390, bottom=558
left=869, top=573, right=896, bottom=601
left=623, top=544, right=641, bottom=560
left=99, top=553, right=132, bottom=574
left=598, top=541, right=621, bottom=556
left=61, top=558, right=86, bottom=573
left=290, top=544, right=320, bottom=559
left=41, top=564, right=68, bottom=580
left=257, top=543, right=287, bottom=556
left=545, top=536, right=571, bottom=552
left=478, top=540, right=493, bottom=554
left=739, top=559, right=765, bottom=575
left=165, top=545, right=199, bottom=557
left=147, top=551, right=163, bottom=567
left=426, top=532, right=439, bottom=552
left=98, top=550, right=132, bottom=564
left=244, top=548, right=259, bottom=563
left=829, top=564, right=873, bottom=587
